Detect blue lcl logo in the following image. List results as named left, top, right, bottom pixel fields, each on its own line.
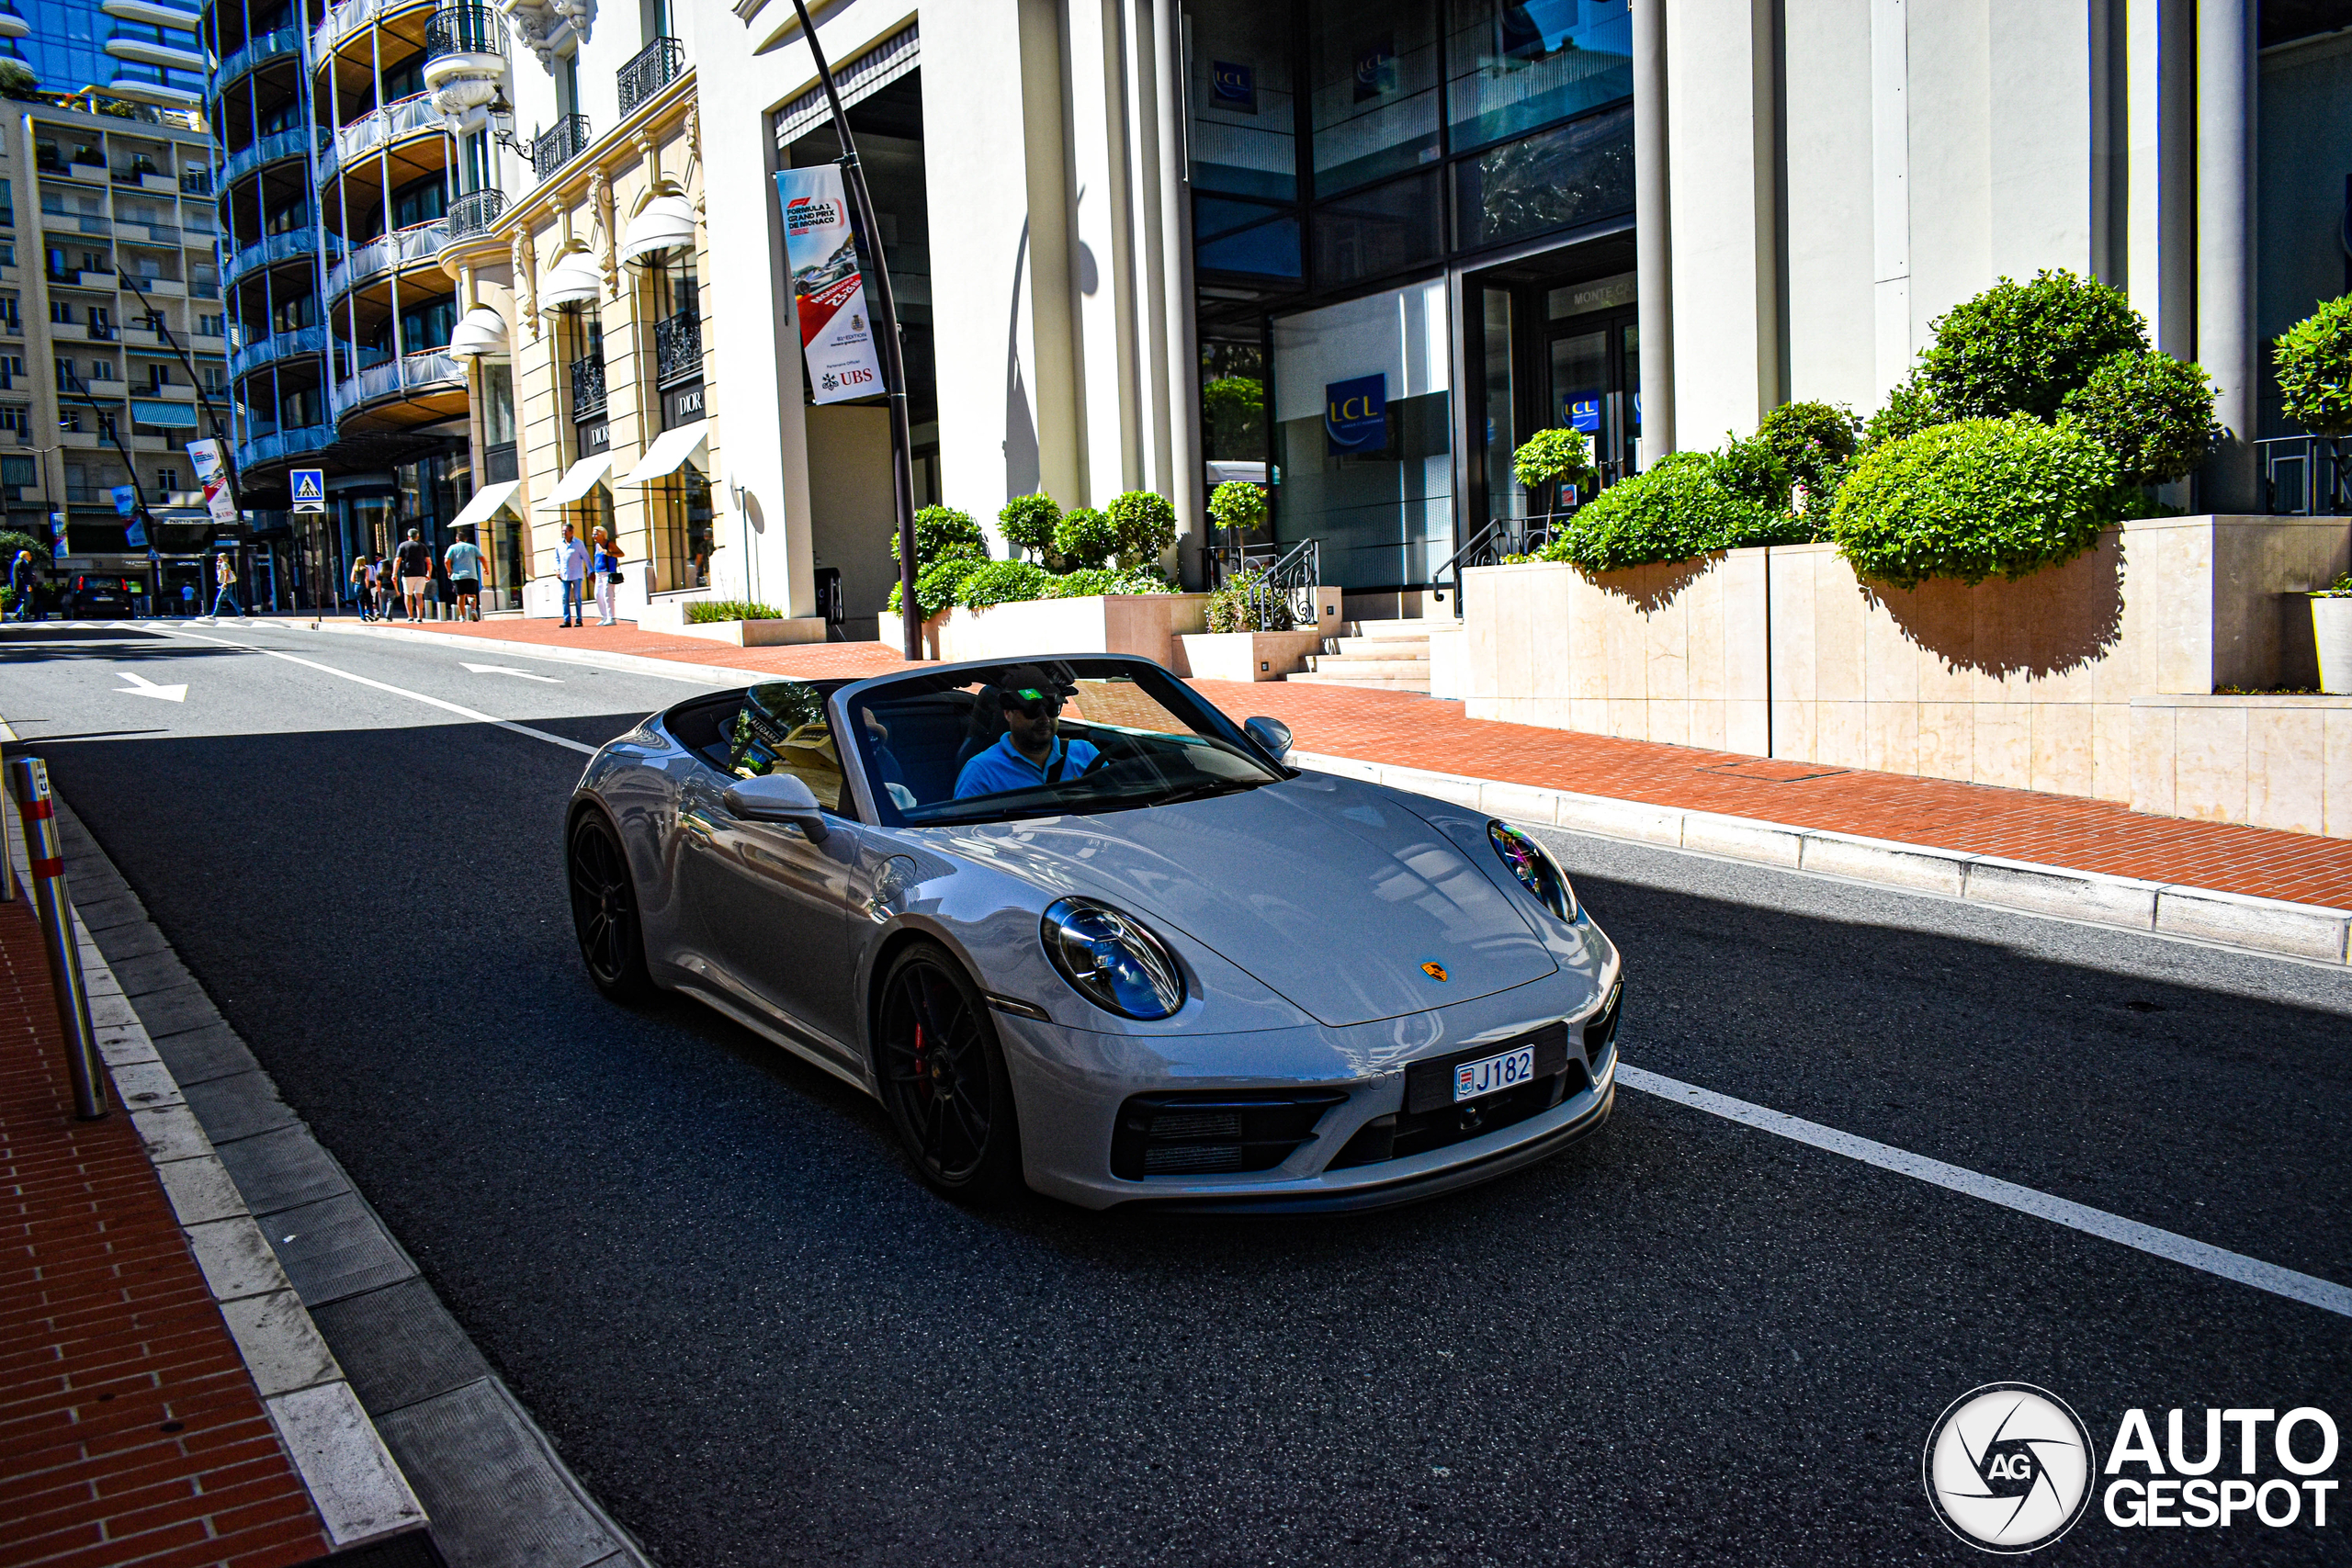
left=1326, top=373, right=1387, bottom=456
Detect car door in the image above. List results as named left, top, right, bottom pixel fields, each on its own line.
left=674, top=682, right=866, bottom=1061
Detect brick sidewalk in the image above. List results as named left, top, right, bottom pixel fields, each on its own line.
left=0, top=899, right=329, bottom=1568
left=278, top=615, right=2352, bottom=909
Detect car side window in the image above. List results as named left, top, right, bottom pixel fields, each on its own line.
left=725, top=680, right=845, bottom=813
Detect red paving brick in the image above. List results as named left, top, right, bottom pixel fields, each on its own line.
left=269, top=615, right=2352, bottom=908
left=0, top=898, right=327, bottom=1568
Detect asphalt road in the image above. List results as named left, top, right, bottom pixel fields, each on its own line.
left=5, top=617, right=2347, bottom=1567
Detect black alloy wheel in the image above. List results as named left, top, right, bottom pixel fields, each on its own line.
left=568, top=812, right=653, bottom=1001
left=875, top=945, right=1023, bottom=1201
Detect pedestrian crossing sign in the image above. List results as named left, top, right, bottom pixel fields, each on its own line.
left=291, top=468, right=326, bottom=513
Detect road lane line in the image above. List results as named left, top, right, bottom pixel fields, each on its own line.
left=1618, top=1064, right=2352, bottom=1318
left=146, top=626, right=599, bottom=755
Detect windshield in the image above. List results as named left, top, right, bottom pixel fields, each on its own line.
left=842, top=658, right=1287, bottom=827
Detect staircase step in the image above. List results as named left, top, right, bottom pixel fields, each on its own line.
left=1285, top=671, right=1433, bottom=692
left=1305, top=657, right=1430, bottom=680
left=1333, top=633, right=1431, bottom=656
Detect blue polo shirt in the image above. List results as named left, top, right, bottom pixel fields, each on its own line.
left=954, top=734, right=1100, bottom=799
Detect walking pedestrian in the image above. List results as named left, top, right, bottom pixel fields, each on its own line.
left=395, top=528, right=433, bottom=622
left=445, top=527, right=486, bottom=623
left=7, top=548, right=36, bottom=622
left=209, top=552, right=243, bottom=618
left=347, top=555, right=370, bottom=619
left=590, top=526, right=622, bottom=626
left=556, top=523, right=590, bottom=627
left=368, top=553, right=389, bottom=620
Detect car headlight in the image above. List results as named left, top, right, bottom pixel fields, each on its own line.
left=1041, top=897, right=1186, bottom=1019
left=1488, top=821, right=1578, bottom=922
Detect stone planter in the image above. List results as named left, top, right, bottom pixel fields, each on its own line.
left=671, top=616, right=828, bottom=647
left=1172, top=630, right=1325, bottom=682
left=878, top=592, right=1213, bottom=666
left=2315, top=595, right=2352, bottom=695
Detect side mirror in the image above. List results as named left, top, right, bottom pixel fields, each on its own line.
left=722, top=771, right=829, bottom=841
left=1243, top=716, right=1292, bottom=763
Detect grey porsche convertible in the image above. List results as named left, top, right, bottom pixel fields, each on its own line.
left=566, top=655, right=1622, bottom=1210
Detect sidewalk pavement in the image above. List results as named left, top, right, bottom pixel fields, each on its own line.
left=0, top=891, right=334, bottom=1568
left=285, top=613, right=2352, bottom=913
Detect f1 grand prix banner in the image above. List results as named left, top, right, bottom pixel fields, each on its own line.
left=775, top=166, right=885, bottom=405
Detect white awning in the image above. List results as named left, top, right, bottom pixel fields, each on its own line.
left=620, top=195, right=697, bottom=265
left=449, top=479, right=523, bottom=528
left=447, top=305, right=508, bottom=358
left=539, top=248, right=603, bottom=314
left=544, top=453, right=612, bottom=506
left=617, top=420, right=709, bottom=485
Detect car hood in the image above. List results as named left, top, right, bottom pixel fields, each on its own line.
left=937, top=776, right=1555, bottom=1027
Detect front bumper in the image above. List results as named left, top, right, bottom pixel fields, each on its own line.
left=998, top=962, right=1622, bottom=1212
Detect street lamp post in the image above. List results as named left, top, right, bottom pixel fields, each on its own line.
left=786, top=0, right=920, bottom=662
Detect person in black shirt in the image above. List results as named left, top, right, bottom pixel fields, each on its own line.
left=394, top=529, right=433, bottom=622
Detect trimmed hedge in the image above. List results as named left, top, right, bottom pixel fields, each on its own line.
left=999, top=492, right=1061, bottom=561
left=2275, top=295, right=2352, bottom=437
left=2058, top=349, right=2215, bottom=487
left=1054, top=506, right=1118, bottom=570
left=956, top=559, right=1060, bottom=609
left=1918, top=269, right=2145, bottom=420
left=1824, top=415, right=2122, bottom=590
left=1538, top=451, right=1795, bottom=572
left=1105, top=490, right=1178, bottom=567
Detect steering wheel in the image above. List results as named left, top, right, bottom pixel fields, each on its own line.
left=1080, top=750, right=1113, bottom=777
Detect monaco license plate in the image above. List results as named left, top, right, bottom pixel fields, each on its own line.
left=1454, top=1044, right=1536, bottom=1103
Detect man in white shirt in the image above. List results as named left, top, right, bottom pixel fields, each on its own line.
left=555, top=523, right=591, bottom=627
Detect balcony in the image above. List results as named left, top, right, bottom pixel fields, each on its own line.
left=309, top=0, right=436, bottom=64
left=116, top=217, right=181, bottom=246
left=323, top=90, right=441, bottom=177
left=616, top=36, right=684, bottom=117
left=85, top=322, right=120, bottom=342
left=325, top=219, right=447, bottom=301
left=532, top=116, right=590, bottom=183
left=211, top=24, right=300, bottom=89
left=569, top=355, right=605, bottom=418
left=230, top=321, right=327, bottom=379
left=236, top=422, right=334, bottom=470
left=226, top=229, right=332, bottom=286
left=443, top=188, right=506, bottom=246
left=652, top=309, right=700, bottom=386
left=334, top=346, right=461, bottom=412
left=221, top=126, right=329, bottom=190
left=40, top=206, right=111, bottom=236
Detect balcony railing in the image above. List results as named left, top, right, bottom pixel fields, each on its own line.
left=653, top=309, right=700, bottom=387
left=227, top=228, right=336, bottom=285
left=236, top=422, right=334, bottom=471
left=229, top=322, right=328, bottom=380
left=334, top=346, right=461, bottom=412
left=212, top=24, right=300, bottom=88
left=569, top=355, right=606, bottom=418
left=85, top=322, right=119, bottom=341
left=40, top=207, right=111, bottom=235
left=616, top=37, right=684, bottom=116
left=532, top=116, right=590, bottom=183
left=222, top=126, right=329, bottom=189
left=444, top=188, right=506, bottom=243
left=323, top=90, right=440, bottom=177
left=325, top=219, right=448, bottom=300
left=424, top=4, right=504, bottom=57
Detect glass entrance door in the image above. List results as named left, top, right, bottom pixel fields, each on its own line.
left=1546, top=310, right=1637, bottom=491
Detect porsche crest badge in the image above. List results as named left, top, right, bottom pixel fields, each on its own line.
left=1420, top=961, right=1449, bottom=981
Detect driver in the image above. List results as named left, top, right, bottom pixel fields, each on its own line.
left=954, top=666, right=1099, bottom=798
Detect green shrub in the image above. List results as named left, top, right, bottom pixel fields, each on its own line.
left=1538, top=451, right=1788, bottom=572
left=0, top=530, right=53, bottom=569
left=1864, top=374, right=1948, bottom=450
left=1918, top=269, right=2145, bottom=421
left=1824, top=415, right=2122, bottom=590
left=957, top=559, right=1060, bottom=610
left=1755, top=400, right=1861, bottom=499
left=2058, top=349, right=2215, bottom=486
left=1054, top=506, right=1119, bottom=570
left=1207, top=479, right=1266, bottom=535
left=684, top=600, right=783, bottom=623
left=2275, top=295, right=2352, bottom=437
left=1204, top=568, right=1295, bottom=632
left=998, top=492, right=1061, bottom=562
left=1710, top=434, right=1792, bottom=511
left=1105, top=490, right=1177, bottom=568
left=1511, top=427, right=1596, bottom=505
left=1048, top=567, right=1173, bottom=598
left=887, top=554, right=988, bottom=619
left=889, top=504, right=985, bottom=567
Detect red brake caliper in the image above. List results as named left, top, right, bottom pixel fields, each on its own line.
left=912, top=1020, right=927, bottom=1102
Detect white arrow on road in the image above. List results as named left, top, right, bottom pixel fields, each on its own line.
left=113, top=670, right=187, bottom=703
left=460, top=661, right=562, bottom=683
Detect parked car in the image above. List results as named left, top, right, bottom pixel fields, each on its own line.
left=565, top=656, right=1623, bottom=1210
left=65, top=574, right=137, bottom=618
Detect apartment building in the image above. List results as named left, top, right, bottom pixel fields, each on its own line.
left=3, top=97, right=231, bottom=607
left=14, top=0, right=206, bottom=110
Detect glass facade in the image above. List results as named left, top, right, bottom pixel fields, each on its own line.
left=1189, top=0, right=1636, bottom=591
left=17, top=0, right=206, bottom=101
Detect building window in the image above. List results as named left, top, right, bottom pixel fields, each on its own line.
left=1442, top=0, right=1633, bottom=153
left=1307, top=0, right=1442, bottom=197
left=1312, top=171, right=1443, bottom=290
left=156, top=467, right=177, bottom=491
left=1189, top=6, right=1297, bottom=201
left=1453, top=104, right=1634, bottom=252
left=0, top=409, right=27, bottom=437
left=50, top=300, right=74, bottom=324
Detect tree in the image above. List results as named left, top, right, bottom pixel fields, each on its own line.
left=2275, top=295, right=2352, bottom=437
left=1917, top=269, right=2145, bottom=421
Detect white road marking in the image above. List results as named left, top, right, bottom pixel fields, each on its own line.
left=148, top=626, right=598, bottom=754
left=113, top=670, right=187, bottom=702
left=1618, top=1064, right=2352, bottom=1318
left=460, top=662, right=563, bottom=682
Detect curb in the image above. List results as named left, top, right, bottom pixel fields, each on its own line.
left=303, top=616, right=757, bottom=685
left=7, top=823, right=431, bottom=1552
left=29, top=784, right=654, bottom=1568
left=1295, top=750, right=2352, bottom=966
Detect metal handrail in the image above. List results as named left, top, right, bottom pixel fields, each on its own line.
left=1206, top=537, right=1318, bottom=630
left=616, top=36, right=684, bottom=116
left=2256, top=434, right=2352, bottom=518
left=229, top=322, right=328, bottom=380
left=324, top=90, right=440, bottom=175
left=220, top=125, right=329, bottom=188
left=1430, top=513, right=1566, bottom=617
left=532, top=115, right=590, bottom=182
left=424, top=3, right=504, bottom=56
left=211, top=24, right=300, bottom=88
left=652, top=309, right=699, bottom=386
left=445, top=187, right=506, bottom=242
left=226, top=228, right=334, bottom=285
left=570, top=355, right=606, bottom=418
left=235, top=422, right=334, bottom=470
left=325, top=218, right=448, bottom=299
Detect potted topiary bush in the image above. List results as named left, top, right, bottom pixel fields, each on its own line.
left=2312, top=574, right=2352, bottom=695
left=999, top=491, right=1063, bottom=568
left=1511, top=427, right=1597, bottom=524
left=1105, top=490, right=1177, bottom=570
left=2274, top=295, right=2352, bottom=440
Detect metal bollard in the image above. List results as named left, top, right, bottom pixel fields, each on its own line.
left=6, top=757, right=107, bottom=1119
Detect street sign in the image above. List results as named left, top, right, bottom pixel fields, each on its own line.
left=124, top=518, right=147, bottom=547
left=291, top=468, right=325, bottom=513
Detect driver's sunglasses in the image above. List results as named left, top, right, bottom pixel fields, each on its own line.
left=1004, top=687, right=1063, bottom=719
